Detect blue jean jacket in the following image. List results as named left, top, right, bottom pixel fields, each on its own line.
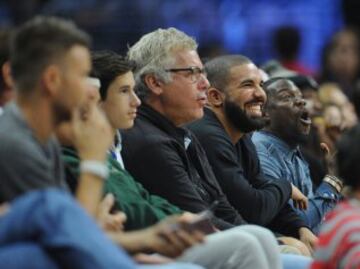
left=252, top=131, right=340, bottom=233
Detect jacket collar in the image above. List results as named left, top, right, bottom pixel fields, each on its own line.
left=138, top=103, right=189, bottom=145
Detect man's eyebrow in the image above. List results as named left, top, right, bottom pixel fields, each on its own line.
left=276, top=88, right=294, bottom=94
left=239, top=79, right=255, bottom=85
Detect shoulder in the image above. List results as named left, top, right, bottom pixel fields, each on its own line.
left=251, top=131, right=273, bottom=146
left=188, top=114, right=232, bottom=148
left=0, top=126, right=39, bottom=162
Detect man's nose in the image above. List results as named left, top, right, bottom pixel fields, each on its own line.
left=295, top=97, right=306, bottom=107
left=197, top=74, right=210, bottom=91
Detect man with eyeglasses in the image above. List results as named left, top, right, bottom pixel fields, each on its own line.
left=122, top=27, right=245, bottom=231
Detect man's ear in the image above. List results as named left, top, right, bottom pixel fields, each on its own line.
left=143, top=74, right=163, bottom=96
left=207, top=87, right=224, bottom=107
left=41, top=65, right=61, bottom=97
left=2, top=61, right=13, bottom=89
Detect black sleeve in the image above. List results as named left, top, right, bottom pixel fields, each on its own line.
left=122, top=137, right=236, bottom=230
left=266, top=203, right=309, bottom=238
left=198, top=131, right=292, bottom=226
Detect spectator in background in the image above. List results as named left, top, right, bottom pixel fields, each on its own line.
left=318, top=82, right=357, bottom=131
left=311, top=123, right=360, bottom=269
left=273, top=26, right=313, bottom=76
left=319, top=28, right=360, bottom=101
left=0, top=28, right=13, bottom=113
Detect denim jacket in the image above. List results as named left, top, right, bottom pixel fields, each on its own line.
left=252, top=130, right=339, bottom=233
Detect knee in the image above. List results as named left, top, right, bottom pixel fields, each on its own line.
left=230, top=225, right=277, bottom=242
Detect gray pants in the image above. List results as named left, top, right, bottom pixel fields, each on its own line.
left=178, top=225, right=281, bottom=269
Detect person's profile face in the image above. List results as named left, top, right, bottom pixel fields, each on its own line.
left=101, top=71, right=141, bottom=130
left=159, top=49, right=210, bottom=126
left=269, top=80, right=311, bottom=136
left=221, top=63, right=267, bottom=132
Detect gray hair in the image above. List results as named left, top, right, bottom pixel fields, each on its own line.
left=127, top=27, right=197, bottom=100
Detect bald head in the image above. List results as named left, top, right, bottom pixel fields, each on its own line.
left=205, top=55, right=252, bottom=92
left=263, top=77, right=299, bottom=108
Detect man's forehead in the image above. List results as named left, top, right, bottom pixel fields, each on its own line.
left=172, top=49, right=203, bottom=67
left=271, top=79, right=299, bottom=93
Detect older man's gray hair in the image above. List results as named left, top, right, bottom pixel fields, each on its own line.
left=128, top=27, right=197, bottom=101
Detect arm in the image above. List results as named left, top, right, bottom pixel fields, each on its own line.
left=0, top=136, right=66, bottom=202
left=109, top=215, right=205, bottom=258
left=122, top=137, right=237, bottom=230
left=199, top=133, right=292, bottom=225
left=267, top=203, right=309, bottom=237
left=70, top=105, right=113, bottom=217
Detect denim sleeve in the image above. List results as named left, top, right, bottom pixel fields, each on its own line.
left=255, top=142, right=284, bottom=181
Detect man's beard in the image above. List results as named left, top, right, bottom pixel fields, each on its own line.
left=224, top=99, right=267, bottom=133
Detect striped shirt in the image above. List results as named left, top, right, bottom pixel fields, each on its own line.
left=311, top=199, right=360, bottom=269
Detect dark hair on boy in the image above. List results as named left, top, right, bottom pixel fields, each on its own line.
left=91, top=50, right=136, bottom=101
left=337, top=124, right=360, bottom=189
left=10, top=16, right=91, bottom=93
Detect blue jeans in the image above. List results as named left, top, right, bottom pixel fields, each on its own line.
left=293, top=182, right=339, bottom=234
left=0, top=189, right=202, bottom=269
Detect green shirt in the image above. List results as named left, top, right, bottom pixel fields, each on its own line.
left=62, top=147, right=182, bottom=230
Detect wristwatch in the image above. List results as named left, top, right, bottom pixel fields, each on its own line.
left=323, top=175, right=343, bottom=193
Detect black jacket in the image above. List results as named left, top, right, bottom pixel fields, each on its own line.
left=187, top=108, right=307, bottom=237
left=122, top=104, right=246, bottom=230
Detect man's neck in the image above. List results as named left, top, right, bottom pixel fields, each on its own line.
left=16, top=95, right=55, bottom=144
left=145, top=98, right=186, bottom=127
left=264, top=126, right=298, bottom=149
left=211, top=107, right=244, bottom=144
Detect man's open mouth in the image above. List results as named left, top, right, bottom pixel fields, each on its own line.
left=299, top=110, right=311, bottom=125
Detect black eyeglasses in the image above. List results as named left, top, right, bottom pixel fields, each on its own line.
left=165, top=66, right=207, bottom=83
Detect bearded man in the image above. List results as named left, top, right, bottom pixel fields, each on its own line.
left=188, top=55, right=318, bottom=254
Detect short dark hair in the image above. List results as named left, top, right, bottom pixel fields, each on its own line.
left=337, top=124, right=360, bottom=189
left=91, top=50, right=136, bottom=101
left=262, top=77, right=292, bottom=110
left=10, top=16, right=90, bottom=92
left=205, top=55, right=251, bottom=92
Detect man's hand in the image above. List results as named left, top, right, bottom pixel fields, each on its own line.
left=97, top=193, right=127, bottom=232
left=320, top=142, right=337, bottom=175
left=277, top=236, right=311, bottom=257
left=299, top=227, right=318, bottom=256
left=141, top=214, right=205, bottom=258
left=72, top=103, right=113, bottom=162
left=291, top=184, right=308, bottom=210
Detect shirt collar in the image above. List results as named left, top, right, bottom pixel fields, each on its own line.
left=139, top=103, right=190, bottom=148
left=258, top=130, right=303, bottom=160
